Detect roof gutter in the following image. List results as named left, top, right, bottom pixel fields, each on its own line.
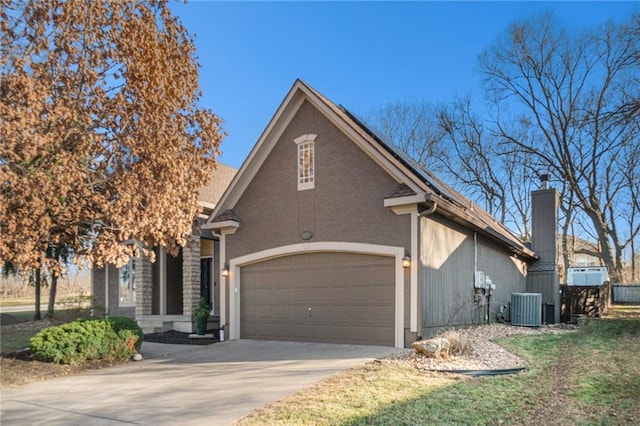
left=420, top=195, right=437, bottom=217
left=421, top=192, right=538, bottom=261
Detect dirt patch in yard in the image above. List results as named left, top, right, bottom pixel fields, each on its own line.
left=1, top=325, right=218, bottom=389
left=1, top=318, right=124, bottom=389
left=1, top=352, right=124, bottom=389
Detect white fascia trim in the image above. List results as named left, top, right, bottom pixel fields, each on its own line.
left=207, top=92, right=306, bottom=222
left=209, top=81, right=428, bottom=223
left=198, top=201, right=217, bottom=211
left=385, top=205, right=419, bottom=333
left=202, top=220, right=239, bottom=233
left=293, top=133, right=317, bottom=145
left=384, top=194, right=424, bottom=208
left=389, top=203, right=421, bottom=216
left=219, top=233, right=227, bottom=333
left=228, top=242, right=405, bottom=348
left=309, top=101, right=424, bottom=196
left=410, top=210, right=418, bottom=332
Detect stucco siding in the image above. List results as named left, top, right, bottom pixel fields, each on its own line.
left=227, top=100, right=410, bottom=260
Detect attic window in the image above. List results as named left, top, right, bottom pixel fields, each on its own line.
left=294, top=134, right=316, bottom=191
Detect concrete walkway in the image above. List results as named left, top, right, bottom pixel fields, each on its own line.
left=0, top=340, right=397, bottom=426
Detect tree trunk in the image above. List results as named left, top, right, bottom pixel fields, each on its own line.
left=47, top=272, right=58, bottom=318
left=630, top=238, right=636, bottom=282
left=592, top=219, right=623, bottom=283
left=34, top=268, right=41, bottom=321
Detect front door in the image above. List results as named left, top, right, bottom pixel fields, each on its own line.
left=200, top=258, right=212, bottom=308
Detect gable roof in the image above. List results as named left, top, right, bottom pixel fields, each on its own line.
left=207, top=80, right=537, bottom=261
left=197, top=162, right=237, bottom=210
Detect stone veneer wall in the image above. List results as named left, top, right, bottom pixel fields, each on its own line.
left=182, top=234, right=201, bottom=317
left=136, top=254, right=153, bottom=317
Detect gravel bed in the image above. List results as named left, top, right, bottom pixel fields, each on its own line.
left=381, top=323, right=578, bottom=372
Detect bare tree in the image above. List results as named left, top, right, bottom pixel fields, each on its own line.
left=365, top=95, right=538, bottom=241
left=364, top=99, right=446, bottom=173
left=438, top=98, right=539, bottom=239
left=1, top=0, right=225, bottom=308
left=479, top=12, right=640, bottom=282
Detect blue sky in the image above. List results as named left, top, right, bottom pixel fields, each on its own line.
left=169, top=1, right=638, bottom=169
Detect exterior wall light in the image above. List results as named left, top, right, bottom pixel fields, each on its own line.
left=402, top=255, right=411, bottom=268
left=221, top=263, right=229, bottom=277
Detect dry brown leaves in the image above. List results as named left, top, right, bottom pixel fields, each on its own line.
left=1, top=0, right=224, bottom=274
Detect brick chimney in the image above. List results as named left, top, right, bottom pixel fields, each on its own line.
left=527, top=175, right=560, bottom=323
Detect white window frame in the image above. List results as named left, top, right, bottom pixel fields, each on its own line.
left=119, top=257, right=137, bottom=307
left=294, top=134, right=317, bottom=191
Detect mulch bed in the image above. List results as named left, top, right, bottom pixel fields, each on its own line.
left=143, top=330, right=219, bottom=345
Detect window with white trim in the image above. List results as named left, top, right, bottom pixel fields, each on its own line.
left=119, top=257, right=136, bottom=306
left=294, top=134, right=317, bottom=191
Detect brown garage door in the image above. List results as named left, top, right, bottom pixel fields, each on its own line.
left=240, top=252, right=395, bottom=346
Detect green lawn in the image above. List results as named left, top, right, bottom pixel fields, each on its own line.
left=1, top=306, right=93, bottom=355
left=237, top=318, right=640, bottom=425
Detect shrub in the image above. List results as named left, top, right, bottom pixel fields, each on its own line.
left=30, top=317, right=144, bottom=364
left=108, top=316, right=144, bottom=352
left=442, top=329, right=471, bottom=356
left=193, top=297, right=211, bottom=335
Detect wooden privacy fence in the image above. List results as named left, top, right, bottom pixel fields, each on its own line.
left=612, top=284, right=640, bottom=304
left=560, top=282, right=611, bottom=323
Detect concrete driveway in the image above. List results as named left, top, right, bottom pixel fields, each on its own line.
left=0, top=340, right=397, bottom=425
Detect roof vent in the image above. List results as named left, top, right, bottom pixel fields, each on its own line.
left=511, top=293, right=542, bottom=327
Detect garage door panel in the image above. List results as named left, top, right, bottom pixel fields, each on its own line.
left=352, top=326, right=394, bottom=343
left=271, top=288, right=290, bottom=304
left=289, top=288, right=309, bottom=303
left=373, top=308, right=395, bottom=322
left=240, top=252, right=395, bottom=346
left=307, top=288, right=330, bottom=303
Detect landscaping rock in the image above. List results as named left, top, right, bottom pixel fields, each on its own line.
left=412, top=337, right=451, bottom=359
left=132, top=353, right=143, bottom=361
left=382, top=323, right=578, bottom=372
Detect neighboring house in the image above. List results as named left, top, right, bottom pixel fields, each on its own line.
left=557, top=235, right=603, bottom=283
left=204, top=80, right=559, bottom=348
left=91, top=163, right=237, bottom=333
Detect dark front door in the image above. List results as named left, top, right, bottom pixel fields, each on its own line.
left=201, top=258, right=212, bottom=307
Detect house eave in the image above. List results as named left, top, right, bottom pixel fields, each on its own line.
left=426, top=192, right=538, bottom=261
left=384, top=194, right=425, bottom=208
left=202, top=220, right=239, bottom=235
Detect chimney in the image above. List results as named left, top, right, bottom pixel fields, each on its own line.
left=539, top=173, right=550, bottom=190
left=527, top=177, right=560, bottom=323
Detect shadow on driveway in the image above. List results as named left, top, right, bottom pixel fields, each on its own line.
left=1, top=340, right=398, bottom=426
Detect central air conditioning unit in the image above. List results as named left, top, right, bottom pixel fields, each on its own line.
left=567, top=267, right=608, bottom=286
left=511, top=293, right=542, bottom=327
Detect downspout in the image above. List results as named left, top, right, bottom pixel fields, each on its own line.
left=474, top=232, right=478, bottom=274
left=475, top=231, right=491, bottom=324
left=419, top=201, right=437, bottom=218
